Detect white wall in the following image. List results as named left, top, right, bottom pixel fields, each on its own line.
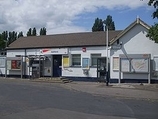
left=62, top=46, right=107, bottom=77
left=6, top=47, right=108, bottom=77
left=110, top=24, right=158, bottom=80
left=7, top=49, right=25, bottom=57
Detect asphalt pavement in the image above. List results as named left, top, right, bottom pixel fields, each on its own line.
left=0, top=78, right=158, bottom=119
left=1, top=77, right=158, bottom=100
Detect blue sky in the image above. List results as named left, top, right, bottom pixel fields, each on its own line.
left=74, top=7, right=157, bottom=31
left=0, top=0, right=157, bottom=35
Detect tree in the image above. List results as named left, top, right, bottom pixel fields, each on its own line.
left=146, top=0, right=158, bottom=43
left=8, top=31, right=17, bottom=45
left=18, top=31, right=23, bottom=38
left=2, top=31, right=8, bottom=41
left=92, top=18, right=104, bottom=32
left=0, top=34, right=6, bottom=49
left=27, top=27, right=37, bottom=36
left=148, top=0, right=158, bottom=19
left=40, top=27, right=47, bottom=35
left=27, top=28, right=32, bottom=36
left=32, top=27, right=36, bottom=36
left=146, top=23, right=158, bottom=43
left=104, top=15, right=115, bottom=31
left=1, top=31, right=8, bottom=48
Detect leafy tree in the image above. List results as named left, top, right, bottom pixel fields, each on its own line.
left=2, top=31, right=8, bottom=41
left=1, top=31, right=8, bottom=48
left=32, top=27, right=37, bottom=36
left=146, top=0, right=158, bottom=43
left=0, top=34, right=6, bottom=49
left=40, top=27, right=47, bottom=35
left=27, top=27, right=37, bottom=36
left=8, top=31, right=17, bottom=45
left=18, top=31, right=23, bottom=38
left=146, top=23, right=158, bottom=43
left=148, top=0, right=158, bottom=19
left=27, top=28, right=32, bottom=36
left=104, top=15, right=115, bottom=31
left=92, top=18, right=104, bottom=32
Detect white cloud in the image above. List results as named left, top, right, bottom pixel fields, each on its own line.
left=0, top=0, right=149, bottom=35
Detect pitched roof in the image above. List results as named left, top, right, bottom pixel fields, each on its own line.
left=110, top=18, right=151, bottom=45
left=7, top=31, right=122, bottom=49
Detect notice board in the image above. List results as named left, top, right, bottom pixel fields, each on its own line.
left=120, top=54, right=150, bottom=73
left=63, top=56, right=69, bottom=67
left=153, top=56, right=158, bottom=71
left=131, top=58, right=148, bottom=72
left=121, top=58, right=130, bottom=72
left=0, top=57, right=6, bottom=67
left=113, top=57, right=119, bottom=70
left=82, top=58, right=89, bottom=69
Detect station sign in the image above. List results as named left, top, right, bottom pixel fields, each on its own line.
left=40, top=48, right=68, bottom=55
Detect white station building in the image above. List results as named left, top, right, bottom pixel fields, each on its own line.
left=1, top=18, right=158, bottom=83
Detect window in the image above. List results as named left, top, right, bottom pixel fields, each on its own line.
left=113, top=57, right=119, bottom=70
left=72, top=54, right=81, bottom=66
left=91, top=54, right=101, bottom=66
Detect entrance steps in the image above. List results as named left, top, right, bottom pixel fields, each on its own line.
left=31, top=77, right=72, bottom=83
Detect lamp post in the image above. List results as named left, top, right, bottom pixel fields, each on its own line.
left=103, top=22, right=109, bottom=86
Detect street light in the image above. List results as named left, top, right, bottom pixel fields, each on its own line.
left=103, top=22, right=109, bottom=86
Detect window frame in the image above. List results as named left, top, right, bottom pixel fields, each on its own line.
left=91, top=54, right=101, bottom=67
left=71, top=54, right=81, bottom=67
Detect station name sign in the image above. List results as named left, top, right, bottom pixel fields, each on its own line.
left=40, top=48, right=68, bottom=55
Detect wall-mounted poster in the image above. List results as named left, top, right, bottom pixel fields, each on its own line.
left=131, top=58, right=148, bottom=72
left=0, top=57, right=6, bottom=68
left=113, top=57, right=119, bottom=70
left=121, top=58, right=130, bottom=72
left=11, top=60, right=21, bottom=69
left=7, top=60, right=11, bottom=70
left=82, top=58, right=89, bottom=69
left=63, top=56, right=69, bottom=67
left=153, top=56, right=158, bottom=71
left=120, top=54, right=150, bottom=73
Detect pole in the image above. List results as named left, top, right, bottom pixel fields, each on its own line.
left=106, top=25, right=109, bottom=86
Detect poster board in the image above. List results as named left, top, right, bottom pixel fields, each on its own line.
left=0, top=57, right=6, bottom=67
left=153, top=56, right=158, bottom=71
left=63, top=56, right=69, bottom=67
left=6, top=57, right=22, bottom=70
left=82, top=58, right=89, bottom=69
left=119, top=54, right=150, bottom=73
left=11, top=60, right=21, bottom=69
left=131, top=58, right=148, bottom=72
left=7, top=60, right=21, bottom=70
left=121, top=58, right=130, bottom=72
left=113, top=57, right=119, bottom=70
left=7, top=60, right=11, bottom=70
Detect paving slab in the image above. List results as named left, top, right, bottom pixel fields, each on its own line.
left=62, top=82, right=158, bottom=100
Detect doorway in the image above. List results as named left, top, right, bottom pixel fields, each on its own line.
left=53, top=55, right=62, bottom=77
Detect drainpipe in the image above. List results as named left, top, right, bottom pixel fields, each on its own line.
left=24, top=49, right=27, bottom=78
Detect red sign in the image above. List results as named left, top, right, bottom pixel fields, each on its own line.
left=82, top=47, right=86, bottom=52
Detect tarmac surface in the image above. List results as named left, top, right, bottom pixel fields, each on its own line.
left=61, top=81, right=158, bottom=101
left=0, top=78, right=158, bottom=119
left=1, top=77, right=158, bottom=100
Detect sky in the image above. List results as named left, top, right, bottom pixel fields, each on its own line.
left=0, top=0, right=157, bottom=35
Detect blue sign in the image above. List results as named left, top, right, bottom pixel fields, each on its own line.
left=82, top=58, right=89, bottom=69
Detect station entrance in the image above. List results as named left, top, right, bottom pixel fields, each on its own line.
left=28, top=55, right=62, bottom=79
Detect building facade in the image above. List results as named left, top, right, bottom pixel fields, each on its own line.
left=2, top=18, right=158, bottom=83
